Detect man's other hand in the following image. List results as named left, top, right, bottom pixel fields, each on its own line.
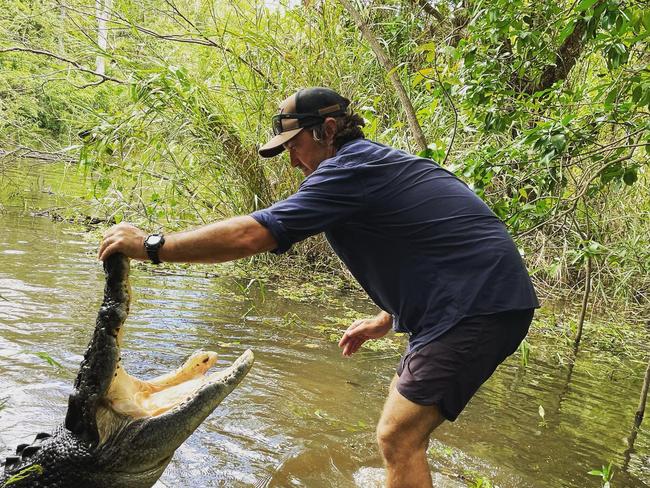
left=338, top=311, right=393, bottom=357
left=99, top=223, right=148, bottom=261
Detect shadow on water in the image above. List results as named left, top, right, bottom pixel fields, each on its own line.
left=0, top=204, right=648, bottom=486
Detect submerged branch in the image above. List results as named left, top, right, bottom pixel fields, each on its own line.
left=573, top=254, right=591, bottom=351
left=635, top=358, right=650, bottom=427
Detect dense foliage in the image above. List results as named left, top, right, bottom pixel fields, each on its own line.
left=0, top=0, right=648, bottom=313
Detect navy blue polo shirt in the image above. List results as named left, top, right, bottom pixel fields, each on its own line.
left=251, top=138, right=539, bottom=351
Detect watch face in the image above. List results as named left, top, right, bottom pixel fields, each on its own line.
left=146, top=235, right=162, bottom=246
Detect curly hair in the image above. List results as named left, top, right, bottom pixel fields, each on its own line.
left=311, top=111, right=366, bottom=149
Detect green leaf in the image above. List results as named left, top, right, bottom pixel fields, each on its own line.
left=550, top=134, right=567, bottom=152
left=623, top=167, right=638, bottom=185
left=3, top=465, right=44, bottom=485
left=558, top=20, right=577, bottom=44
left=32, top=352, right=64, bottom=369
left=576, top=0, right=598, bottom=13
left=414, top=42, right=436, bottom=53
left=643, top=11, right=650, bottom=31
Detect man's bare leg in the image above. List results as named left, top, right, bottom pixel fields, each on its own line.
left=376, top=375, right=445, bottom=488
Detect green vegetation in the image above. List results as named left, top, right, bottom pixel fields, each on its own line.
left=1, top=0, right=647, bottom=319
left=589, top=461, right=615, bottom=488
left=30, top=351, right=65, bottom=370
left=2, top=465, right=43, bottom=487
left=0, top=7, right=648, bottom=485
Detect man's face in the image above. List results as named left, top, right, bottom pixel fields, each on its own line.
left=283, top=129, right=332, bottom=177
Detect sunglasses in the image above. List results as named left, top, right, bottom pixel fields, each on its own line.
left=271, top=113, right=325, bottom=136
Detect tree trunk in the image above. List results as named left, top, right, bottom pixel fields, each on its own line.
left=525, top=0, right=605, bottom=93
left=96, top=0, right=111, bottom=75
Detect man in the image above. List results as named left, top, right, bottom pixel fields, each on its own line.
left=99, top=87, right=539, bottom=487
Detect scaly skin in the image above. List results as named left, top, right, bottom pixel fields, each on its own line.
left=1, top=253, right=254, bottom=487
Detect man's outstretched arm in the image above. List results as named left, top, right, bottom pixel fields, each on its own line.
left=98, top=217, right=277, bottom=263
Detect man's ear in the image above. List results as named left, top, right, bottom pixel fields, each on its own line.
left=324, top=117, right=338, bottom=144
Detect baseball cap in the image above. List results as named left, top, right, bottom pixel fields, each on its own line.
left=258, top=87, right=350, bottom=158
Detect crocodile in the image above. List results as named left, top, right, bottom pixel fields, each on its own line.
left=1, top=253, right=254, bottom=487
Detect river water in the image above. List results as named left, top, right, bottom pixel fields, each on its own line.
left=0, top=162, right=648, bottom=487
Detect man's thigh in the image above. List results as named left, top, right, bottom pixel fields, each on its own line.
left=395, top=308, right=533, bottom=422
left=377, top=375, right=445, bottom=448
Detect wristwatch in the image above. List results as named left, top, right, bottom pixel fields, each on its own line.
left=144, top=233, right=165, bottom=265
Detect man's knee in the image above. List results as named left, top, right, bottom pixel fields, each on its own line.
left=376, top=422, right=404, bottom=463
left=376, top=415, right=433, bottom=463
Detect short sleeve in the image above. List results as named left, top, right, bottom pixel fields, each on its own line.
left=250, top=162, right=366, bottom=254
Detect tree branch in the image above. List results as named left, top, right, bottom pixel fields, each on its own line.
left=516, top=152, right=637, bottom=237
left=339, top=0, right=427, bottom=152
left=412, top=0, right=444, bottom=22
left=0, top=47, right=125, bottom=84
left=106, top=5, right=276, bottom=88
left=525, top=1, right=605, bottom=93
left=0, top=146, right=77, bottom=163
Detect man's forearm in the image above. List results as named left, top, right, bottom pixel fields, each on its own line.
left=159, top=216, right=277, bottom=263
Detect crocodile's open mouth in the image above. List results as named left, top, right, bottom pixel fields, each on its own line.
left=104, top=349, right=254, bottom=419
left=64, top=253, right=254, bottom=450
left=94, top=348, right=254, bottom=449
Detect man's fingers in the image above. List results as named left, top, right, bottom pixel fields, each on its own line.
left=98, top=238, right=110, bottom=259
left=341, top=337, right=365, bottom=356
left=345, top=342, right=361, bottom=356
left=99, top=241, right=119, bottom=261
left=339, top=318, right=377, bottom=356
left=338, top=329, right=365, bottom=348
left=102, top=222, right=125, bottom=239
left=98, top=222, right=148, bottom=261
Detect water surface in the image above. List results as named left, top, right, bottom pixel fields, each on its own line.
left=0, top=163, right=648, bottom=487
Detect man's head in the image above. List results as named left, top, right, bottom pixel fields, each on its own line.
left=259, top=87, right=365, bottom=176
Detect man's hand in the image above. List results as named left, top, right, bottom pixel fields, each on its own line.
left=338, top=311, right=393, bottom=357
left=98, top=223, right=148, bottom=262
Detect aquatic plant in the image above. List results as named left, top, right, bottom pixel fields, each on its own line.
left=2, top=465, right=43, bottom=487
left=589, top=461, right=615, bottom=488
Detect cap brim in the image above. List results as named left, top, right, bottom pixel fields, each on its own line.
left=258, top=128, right=303, bottom=158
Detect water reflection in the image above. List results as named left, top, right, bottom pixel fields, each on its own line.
left=0, top=208, right=648, bottom=487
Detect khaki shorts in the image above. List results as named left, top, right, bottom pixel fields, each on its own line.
left=396, top=308, right=534, bottom=421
